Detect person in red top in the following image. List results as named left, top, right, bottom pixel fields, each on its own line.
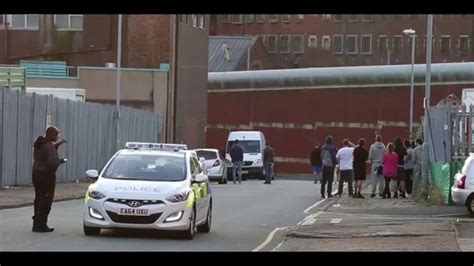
left=382, top=143, right=399, bottom=199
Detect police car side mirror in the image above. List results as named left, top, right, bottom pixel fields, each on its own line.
left=86, top=169, right=99, bottom=180
left=193, top=174, right=208, bottom=183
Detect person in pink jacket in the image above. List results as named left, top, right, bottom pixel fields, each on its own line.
left=382, top=143, right=399, bottom=199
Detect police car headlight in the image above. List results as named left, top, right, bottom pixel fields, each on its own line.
left=255, top=159, right=262, bottom=165
left=166, top=191, right=190, bottom=203
left=88, top=190, right=106, bottom=200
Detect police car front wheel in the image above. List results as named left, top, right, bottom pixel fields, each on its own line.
left=197, top=201, right=212, bottom=233
left=181, top=208, right=196, bottom=240
left=83, top=225, right=101, bottom=236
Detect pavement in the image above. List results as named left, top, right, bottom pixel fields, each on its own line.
left=267, top=182, right=473, bottom=252
left=0, top=181, right=91, bottom=210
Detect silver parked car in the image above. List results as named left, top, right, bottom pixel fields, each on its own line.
left=452, top=154, right=474, bottom=217
left=195, top=149, right=229, bottom=184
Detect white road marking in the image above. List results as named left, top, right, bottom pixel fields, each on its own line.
left=272, top=240, right=286, bottom=252
left=301, top=215, right=318, bottom=226
left=253, top=227, right=289, bottom=252
left=303, top=184, right=344, bottom=214
left=330, top=218, right=343, bottom=224
left=255, top=182, right=346, bottom=252
left=303, top=199, right=326, bottom=214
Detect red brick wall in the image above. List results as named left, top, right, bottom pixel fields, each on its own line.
left=125, top=15, right=170, bottom=68
left=206, top=83, right=473, bottom=173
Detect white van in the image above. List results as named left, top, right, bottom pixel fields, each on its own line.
left=225, top=131, right=266, bottom=178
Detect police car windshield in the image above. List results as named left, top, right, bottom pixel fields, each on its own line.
left=227, top=140, right=261, bottom=153
left=196, top=150, right=218, bottom=160
left=102, top=154, right=186, bottom=182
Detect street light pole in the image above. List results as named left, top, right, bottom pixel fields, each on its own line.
left=422, top=14, right=434, bottom=195
left=403, top=28, right=416, bottom=138
left=116, top=14, right=123, bottom=150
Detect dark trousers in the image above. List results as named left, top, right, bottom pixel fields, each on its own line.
left=338, top=170, right=354, bottom=196
left=321, top=166, right=334, bottom=197
left=264, top=163, right=273, bottom=184
left=405, top=169, right=413, bottom=194
left=383, top=176, right=392, bottom=197
left=32, top=170, right=56, bottom=228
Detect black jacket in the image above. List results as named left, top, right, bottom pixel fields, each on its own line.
left=310, top=147, right=322, bottom=167
left=32, top=136, right=63, bottom=172
left=230, top=144, right=244, bottom=162
left=263, top=146, right=274, bottom=164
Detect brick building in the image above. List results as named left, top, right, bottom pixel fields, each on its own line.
left=210, top=15, right=473, bottom=69
left=0, top=14, right=210, bottom=148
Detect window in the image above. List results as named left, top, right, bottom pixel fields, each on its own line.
left=219, top=15, right=230, bottom=23
left=227, top=141, right=261, bottom=153
left=190, top=157, right=202, bottom=176
left=256, top=14, right=266, bottom=23
left=334, top=14, right=344, bottom=22
left=269, top=14, right=279, bottom=23
left=192, top=15, right=198, bottom=27
left=322, top=35, right=331, bottom=51
left=346, top=35, right=357, bottom=54
left=348, top=15, right=358, bottom=22
left=362, top=15, right=373, bottom=22
left=459, top=36, right=470, bottom=53
left=293, top=35, right=304, bottom=53
left=244, top=14, right=254, bottom=23
left=280, top=35, right=290, bottom=53
left=393, top=35, right=403, bottom=55
left=322, top=14, right=332, bottom=20
left=179, top=15, right=184, bottom=24
left=196, top=150, right=218, bottom=160
left=294, top=14, right=304, bottom=22
left=231, top=15, right=243, bottom=24
left=102, top=154, right=187, bottom=182
left=441, top=36, right=451, bottom=54
left=267, top=35, right=278, bottom=53
left=55, top=15, right=84, bottom=30
left=361, top=35, right=372, bottom=54
left=281, top=15, right=291, bottom=22
left=0, top=15, right=5, bottom=27
left=378, top=35, right=387, bottom=53
left=308, top=35, right=317, bottom=48
left=198, top=15, right=205, bottom=29
left=8, top=14, right=39, bottom=29
left=332, top=35, right=343, bottom=54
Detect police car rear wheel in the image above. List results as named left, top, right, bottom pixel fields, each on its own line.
left=197, top=202, right=212, bottom=233
left=83, top=225, right=101, bottom=236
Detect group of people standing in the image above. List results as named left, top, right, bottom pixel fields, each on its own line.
left=310, top=135, right=424, bottom=199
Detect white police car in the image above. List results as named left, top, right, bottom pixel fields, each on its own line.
left=83, top=142, right=212, bottom=240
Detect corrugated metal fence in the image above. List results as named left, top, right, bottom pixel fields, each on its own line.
left=0, top=88, right=161, bottom=186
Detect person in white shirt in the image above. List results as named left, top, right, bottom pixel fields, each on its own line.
left=336, top=139, right=355, bottom=197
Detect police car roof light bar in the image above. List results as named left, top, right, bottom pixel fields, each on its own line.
left=125, top=142, right=188, bottom=151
